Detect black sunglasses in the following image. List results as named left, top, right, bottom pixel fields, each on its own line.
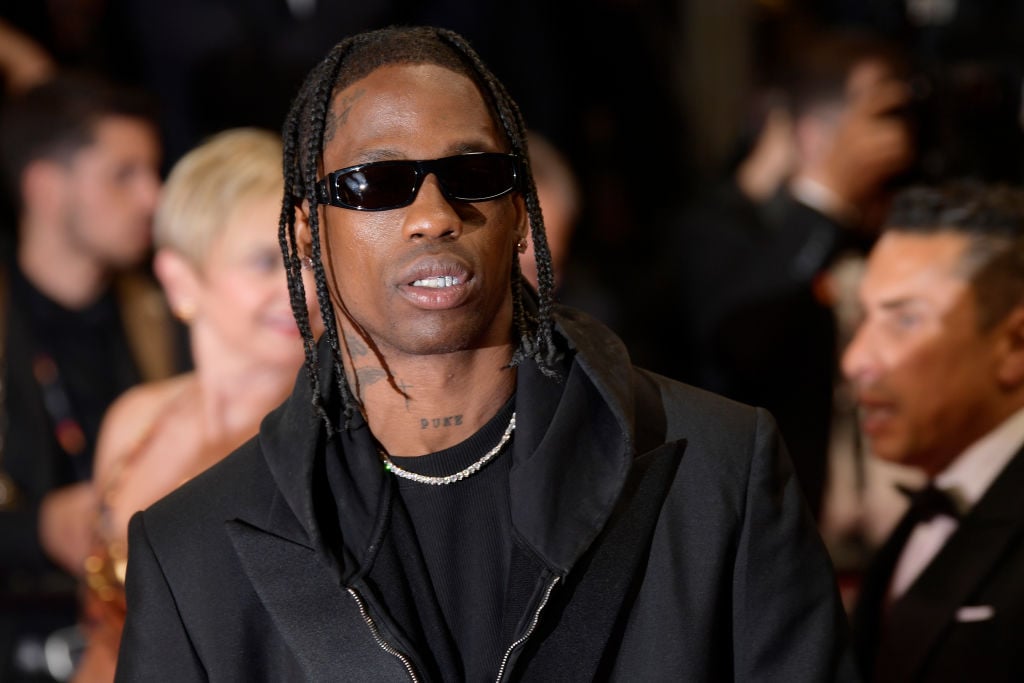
left=315, top=152, right=522, bottom=212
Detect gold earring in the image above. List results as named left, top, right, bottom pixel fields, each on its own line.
left=174, top=302, right=196, bottom=323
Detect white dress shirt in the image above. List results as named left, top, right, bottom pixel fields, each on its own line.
left=888, top=406, right=1024, bottom=600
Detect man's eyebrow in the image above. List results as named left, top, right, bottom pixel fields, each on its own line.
left=351, top=149, right=404, bottom=164
left=340, top=142, right=504, bottom=167
left=329, top=148, right=404, bottom=168
left=448, top=141, right=494, bottom=155
left=879, top=296, right=914, bottom=308
left=878, top=296, right=929, bottom=313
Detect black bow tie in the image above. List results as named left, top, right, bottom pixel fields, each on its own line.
left=895, top=483, right=962, bottom=523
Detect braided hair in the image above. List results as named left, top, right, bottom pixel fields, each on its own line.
left=278, top=26, right=561, bottom=432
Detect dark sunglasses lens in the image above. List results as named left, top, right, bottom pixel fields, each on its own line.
left=438, top=155, right=517, bottom=201
left=337, top=164, right=419, bottom=210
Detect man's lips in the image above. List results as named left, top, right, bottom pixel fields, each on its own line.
left=855, top=395, right=897, bottom=437
left=396, top=257, right=473, bottom=310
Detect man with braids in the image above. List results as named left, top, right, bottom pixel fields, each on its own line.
left=117, top=26, right=854, bottom=682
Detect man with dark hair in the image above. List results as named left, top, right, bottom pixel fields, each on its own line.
left=648, top=28, right=915, bottom=519
left=118, top=26, right=853, bottom=681
left=846, top=183, right=1024, bottom=682
left=0, top=74, right=179, bottom=681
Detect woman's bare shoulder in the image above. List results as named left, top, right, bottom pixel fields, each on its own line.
left=93, top=374, right=195, bottom=483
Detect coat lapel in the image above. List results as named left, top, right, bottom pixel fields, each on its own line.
left=508, top=307, right=641, bottom=576
left=513, top=440, right=686, bottom=680
left=226, top=518, right=410, bottom=680
left=875, top=449, right=1024, bottom=682
left=851, top=507, right=923, bottom=677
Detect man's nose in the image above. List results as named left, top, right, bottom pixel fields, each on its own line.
left=401, top=174, right=462, bottom=241
left=841, top=323, right=873, bottom=382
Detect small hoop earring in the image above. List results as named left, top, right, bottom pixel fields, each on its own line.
left=301, top=256, right=314, bottom=271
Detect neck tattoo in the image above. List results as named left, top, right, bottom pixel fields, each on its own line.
left=379, top=412, right=516, bottom=486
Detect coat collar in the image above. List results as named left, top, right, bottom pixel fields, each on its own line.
left=507, top=306, right=637, bottom=574
left=253, top=307, right=644, bottom=577
left=253, top=343, right=339, bottom=553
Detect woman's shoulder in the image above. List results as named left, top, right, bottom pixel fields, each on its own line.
left=93, top=373, right=196, bottom=483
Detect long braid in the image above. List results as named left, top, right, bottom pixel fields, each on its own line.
left=305, top=44, right=363, bottom=430
left=278, top=87, right=327, bottom=427
left=281, top=44, right=359, bottom=433
left=281, top=26, right=565, bottom=433
left=436, top=29, right=562, bottom=377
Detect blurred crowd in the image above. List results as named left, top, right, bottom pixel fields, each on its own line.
left=1, top=0, right=1023, bottom=681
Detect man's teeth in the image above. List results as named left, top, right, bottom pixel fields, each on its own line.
left=412, top=275, right=461, bottom=288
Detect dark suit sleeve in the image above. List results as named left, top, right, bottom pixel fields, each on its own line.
left=647, top=188, right=845, bottom=516
left=730, top=408, right=858, bottom=682
left=116, top=512, right=206, bottom=682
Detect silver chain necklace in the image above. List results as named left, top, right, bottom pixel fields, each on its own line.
left=379, top=412, right=516, bottom=486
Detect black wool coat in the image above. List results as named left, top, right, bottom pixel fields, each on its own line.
left=116, top=307, right=856, bottom=682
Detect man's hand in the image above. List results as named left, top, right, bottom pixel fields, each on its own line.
left=0, top=20, right=55, bottom=94
left=795, top=58, right=915, bottom=221
left=38, top=482, right=97, bottom=576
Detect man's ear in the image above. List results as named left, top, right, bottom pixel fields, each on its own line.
left=995, top=305, right=1024, bottom=387
left=21, top=159, right=67, bottom=216
left=153, top=249, right=201, bottom=324
left=514, top=193, right=529, bottom=249
left=294, top=199, right=314, bottom=260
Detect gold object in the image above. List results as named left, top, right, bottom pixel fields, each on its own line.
left=0, top=471, right=19, bottom=509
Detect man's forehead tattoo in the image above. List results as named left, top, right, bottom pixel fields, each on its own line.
left=323, top=87, right=365, bottom=144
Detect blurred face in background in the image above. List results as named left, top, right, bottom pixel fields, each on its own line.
left=842, top=230, right=1011, bottom=476
left=520, top=132, right=579, bottom=291
left=191, top=193, right=316, bottom=368
left=59, top=115, right=162, bottom=268
left=792, top=55, right=914, bottom=231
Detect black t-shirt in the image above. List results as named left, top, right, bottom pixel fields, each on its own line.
left=10, top=265, right=140, bottom=480
left=388, top=397, right=516, bottom=682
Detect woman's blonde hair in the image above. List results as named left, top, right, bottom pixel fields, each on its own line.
left=154, top=128, right=283, bottom=266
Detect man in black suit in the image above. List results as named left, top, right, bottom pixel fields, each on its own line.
left=117, top=26, right=854, bottom=681
left=846, top=183, right=1024, bottom=682
left=647, top=30, right=914, bottom=518
left=0, top=74, right=179, bottom=682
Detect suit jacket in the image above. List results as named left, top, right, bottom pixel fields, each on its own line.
left=0, top=265, right=180, bottom=572
left=117, top=307, right=856, bottom=681
left=853, top=447, right=1024, bottom=682
left=0, top=262, right=181, bottom=681
left=644, top=184, right=853, bottom=517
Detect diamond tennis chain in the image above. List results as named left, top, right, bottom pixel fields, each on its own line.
left=379, top=412, right=516, bottom=486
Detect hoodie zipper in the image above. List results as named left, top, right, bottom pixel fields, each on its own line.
left=347, top=587, right=420, bottom=682
left=349, top=575, right=559, bottom=683
left=494, top=575, right=560, bottom=683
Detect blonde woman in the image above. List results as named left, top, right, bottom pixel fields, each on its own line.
left=75, top=128, right=319, bottom=681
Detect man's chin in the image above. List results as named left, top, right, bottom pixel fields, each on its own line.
left=387, top=332, right=513, bottom=360
left=387, top=313, right=510, bottom=357
left=864, top=435, right=907, bottom=466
